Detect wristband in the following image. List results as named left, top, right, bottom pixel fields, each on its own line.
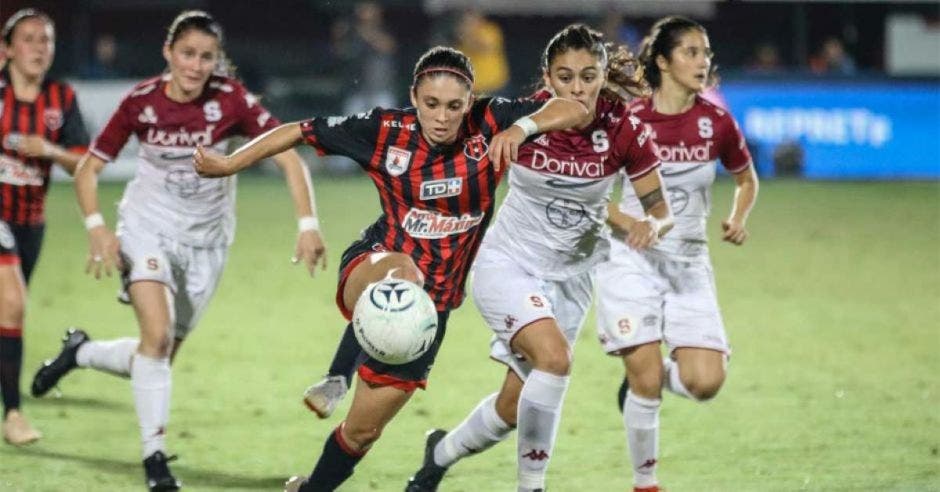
left=512, top=116, right=539, bottom=138
left=84, top=213, right=105, bottom=231
left=642, top=215, right=669, bottom=236
left=298, top=216, right=320, bottom=232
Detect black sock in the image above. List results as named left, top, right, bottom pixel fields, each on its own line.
left=301, top=426, right=366, bottom=491
left=0, top=328, right=23, bottom=415
left=327, top=323, right=365, bottom=384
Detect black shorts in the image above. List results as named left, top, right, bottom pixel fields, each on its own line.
left=0, top=220, right=45, bottom=284
left=335, top=236, right=390, bottom=320
left=357, top=310, right=450, bottom=392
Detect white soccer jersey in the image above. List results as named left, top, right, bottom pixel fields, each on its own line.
left=90, top=74, right=279, bottom=247
left=483, top=95, right=659, bottom=280
left=619, top=96, right=751, bottom=258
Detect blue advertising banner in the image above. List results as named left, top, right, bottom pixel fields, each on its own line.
left=719, top=79, right=940, bottom=179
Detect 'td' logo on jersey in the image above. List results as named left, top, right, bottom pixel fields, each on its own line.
left=385, top=146, right=412, bottom=176
left=463, top=135, right=488, bottom=161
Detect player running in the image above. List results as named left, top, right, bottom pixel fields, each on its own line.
left=29, top=10, right=325, bottom=490
left=0, top=8, right=89, bottom=445
left=596, top=16, right=759, bottom=491
left=405, top=24, right=671, bottom=492
left=193, top=45, right=589, bottom=491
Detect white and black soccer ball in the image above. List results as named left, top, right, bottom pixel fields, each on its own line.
left=353, top=279, right=438, bottom=365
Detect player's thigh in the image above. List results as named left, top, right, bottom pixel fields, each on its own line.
left=594, top=247, right=666, bottom=354
left=128, top=281, right=175, bottom=357
left=172, top=245, right=227, bottom=340
left=342, top=252, right=421, bottom=312
left=662, top=260, right=729, bottom=355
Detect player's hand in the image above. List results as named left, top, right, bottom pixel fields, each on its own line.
left=488, top=125, right=526, bottom=172
left=626, top=218, right=659, bottom=251
left=17, top=135, right=53, bottom=159
left=193, top=145, right=234, bottom=177
left=85, top=226, right=122, bottom=279
left=292, top=230, right=327, bottom=277
left=721, top=219, right=749, bottom=245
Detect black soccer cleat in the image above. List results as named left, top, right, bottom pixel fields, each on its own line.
left=616, top=377, right=629, bottom=413
left=405, top=429, right=449, bottom=492
left=30, top=328, right=90, bottom=397
left=143, top=451, right=182, bottom=491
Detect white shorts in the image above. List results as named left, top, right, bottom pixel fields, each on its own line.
left=471, top=246, right=593, bottom=379
left=117, top=224, right=227, bottom=339
left=594, top=243, right=729, bottom=355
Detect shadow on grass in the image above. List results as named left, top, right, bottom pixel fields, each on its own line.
left=28, top=395, right=131, bottom=411
left=7, top=446, right=288, bottom=489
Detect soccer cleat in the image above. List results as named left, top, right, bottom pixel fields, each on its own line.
left=30, top=328, right=90, bottom=397
left=302, top=375, right=348, bottom=419
left=143, top=451, right=182, bottom=491
left=634, top=486, right=661, bottom=492
left=2, top=410, right=42, bottom=445
left=405, top=429, right=449, bottom=492
left=284, top=476, right=307, bottom=492
left=617, top=377, right=629, bottom=413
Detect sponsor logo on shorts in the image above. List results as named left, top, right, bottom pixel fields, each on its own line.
left=420, top=177, right=463, bottom=200
left=618, top=318, right=633, bottom=336
left=147, top=258, right=159, bottom=271
left=401, top=207, right=482, bottom=239
left=504, top=315, right=517, bottom=330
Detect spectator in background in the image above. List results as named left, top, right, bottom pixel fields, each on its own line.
left=600, top=10, right=642, bottom=52
left=81, top=33, right=122, bottom=79
left=455, top=9, right=509, bottom=95
left=809, top=37, right=856, bottom=75
left=747, top=42, right=782, bottom=74
left=328, top=1, right=397, bottom=173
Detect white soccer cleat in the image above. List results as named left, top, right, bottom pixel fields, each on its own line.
left=302, top=375, right=348, bottom=419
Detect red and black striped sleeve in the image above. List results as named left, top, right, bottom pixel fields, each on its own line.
left=59, top=85, right=90, bottom=153
left=299, top=108, right=382, bottom=167
left=470, top=96, right=545, bottom=136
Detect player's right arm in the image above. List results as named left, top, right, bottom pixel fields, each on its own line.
left=194, top=123, right=303, bottom=177
left=75, top=153, right=121, bottom=279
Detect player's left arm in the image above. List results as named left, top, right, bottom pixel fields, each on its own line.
left=269, top=148, right=327, bottom=276
left=489, top=97, right=589, bottom=170
left=722, top=165, right=758, bottom=245
left=719, top=116, right=759, bottom=246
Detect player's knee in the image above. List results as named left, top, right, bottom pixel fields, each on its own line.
left=629, top=366, right=664, bottom=397
left=682, top=371, right=725, bottom=401
left=531, top=345, right=572, bottom=376
left=345, top=424, right=383, bottom=450
left=383, top=255, right=422, bottom=284
left=138, top=331, right=174, bottom=358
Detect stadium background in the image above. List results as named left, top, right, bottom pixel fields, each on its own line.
left=0, top=1, right=937, bottom=490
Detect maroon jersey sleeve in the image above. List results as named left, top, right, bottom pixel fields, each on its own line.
left=90, top=93, right=135, bottom=162
left=613, top=114, right=660, bottom=180
left=718, top=115, right=752, bottom=173
left=299, top=109, right=382, bottom=166
left=233, top=82, right=280, bottom=138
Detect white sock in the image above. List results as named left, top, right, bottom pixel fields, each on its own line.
left=434, top=392, right=512, bottom=467
left=516, top=370, right=569, bottom=491
left=76, top=338, right=139, bottom=377
left=624, top=390, right=661, bottom=488
left=662, top=357, right=696, bottom=400
left=131, top=353, right=171, bottom=459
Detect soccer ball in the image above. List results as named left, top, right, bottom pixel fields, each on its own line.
left=353, top=279, right=438, bottom=365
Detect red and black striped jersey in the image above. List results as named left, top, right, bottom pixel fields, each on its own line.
left=0, top=67, right=89, bottom=225
left=301, top=97, right=543, bottom=310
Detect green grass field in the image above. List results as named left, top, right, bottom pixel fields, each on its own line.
left=1, top=177, right=938, bottom=491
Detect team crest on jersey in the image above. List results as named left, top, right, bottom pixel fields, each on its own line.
left=463, top=135, right=488, bottom=161
left=139, top=105, right=158, bottom=124
left=385, top=146, right=412, bottom=176
left=203, top=100, right=222, bottom=122
left=44, top=108, right=64, bottom=131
